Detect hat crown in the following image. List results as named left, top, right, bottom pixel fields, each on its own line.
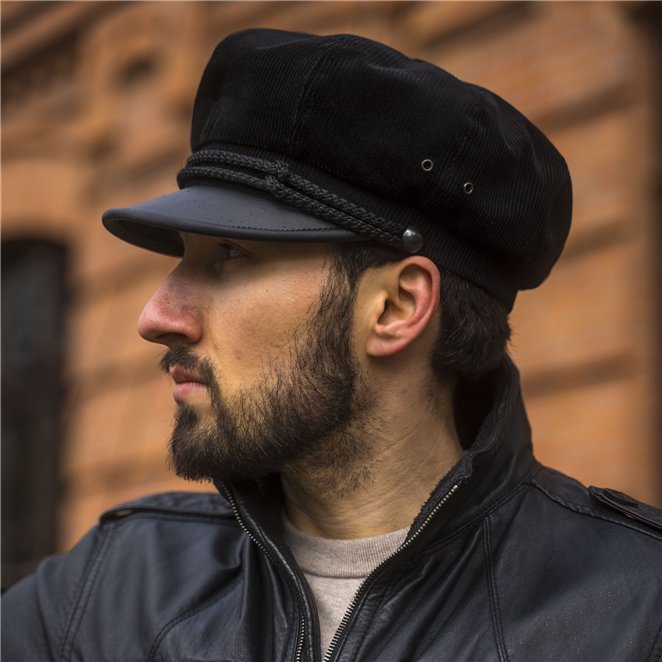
left=188, top=29, right=573, bottom=309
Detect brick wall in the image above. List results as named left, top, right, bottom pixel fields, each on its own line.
left=2, top=1, right=660, bottom=556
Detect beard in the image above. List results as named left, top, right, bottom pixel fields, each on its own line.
left=159, top=265, right=375, bottom=486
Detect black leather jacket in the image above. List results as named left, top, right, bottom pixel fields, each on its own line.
left=3, top=360, right=661, bottom=662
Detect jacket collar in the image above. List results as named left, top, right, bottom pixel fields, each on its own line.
left=215, top=355, right=538, bottom=554
left=408, top=356, right=538, bottom=544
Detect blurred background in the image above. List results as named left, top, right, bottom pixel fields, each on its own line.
left=2, top=1, right=660, bottom=588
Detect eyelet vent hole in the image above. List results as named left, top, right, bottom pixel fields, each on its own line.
left=421, top=159, right=434, bottom=172
left=463, top=182, right=474, bottom=194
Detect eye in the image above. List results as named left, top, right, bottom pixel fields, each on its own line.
left=203, top=240, right=250, bottom=277
left=217, top=241, right=248, bottom=261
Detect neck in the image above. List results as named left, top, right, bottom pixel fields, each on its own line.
left=280, top=380, right=462, bottom=539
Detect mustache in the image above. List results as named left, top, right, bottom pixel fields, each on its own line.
left=160, top=347, right=218, bottom=390
left=160, top=346, right=206, bottom=376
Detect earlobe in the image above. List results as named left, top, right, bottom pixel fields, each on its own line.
left=366, top=257, right=440, bottom=358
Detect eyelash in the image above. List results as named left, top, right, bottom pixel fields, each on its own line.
left=217, top=242, right=247, bottom=261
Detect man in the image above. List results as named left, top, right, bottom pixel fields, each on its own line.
left=3, top=28, right=661, bottom=662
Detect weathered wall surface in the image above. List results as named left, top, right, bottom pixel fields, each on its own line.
left=2, top=1, right=660, bottom=555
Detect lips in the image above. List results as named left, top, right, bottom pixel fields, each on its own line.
left=169, top=366, right=206, bottom=385
left=169, top=366, right=207, bottom=403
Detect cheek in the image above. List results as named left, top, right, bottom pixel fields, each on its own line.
left=230, top=308, right=284, bottom=363
left=207, top=279, right=320, bottom=385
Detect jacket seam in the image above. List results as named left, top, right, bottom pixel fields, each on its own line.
left=58, top=525, right=114, bottom=662
left=100, top=491, right=232, bottom=513
left=483, top=517, right=509, bottom=662
left=420, top=463, right=540, bottom=555
left=102, top=512, right=240, bottom=529
left=642, top=617, right=662, bottom=662
left=529, top=477, right=662, bottom=542
left=102, top=507, right=233, bottom=522
left=145, top=582, right=242, bottom=662
left=344, top=576, right=400, bottom=660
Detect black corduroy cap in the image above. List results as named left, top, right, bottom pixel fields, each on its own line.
left=103, top=28, right=572, bottom=311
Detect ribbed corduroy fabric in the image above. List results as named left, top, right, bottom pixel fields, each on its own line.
left=103, top=29, right=573, bottom=310
left=185, top=30, right=572, bottom=309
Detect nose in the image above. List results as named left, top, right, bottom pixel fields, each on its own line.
left=138, top=266, right=202, bottom=347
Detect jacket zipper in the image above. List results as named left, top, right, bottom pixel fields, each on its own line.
left=224, top=489, right=308, bottom=662
left=322, top=482, right=462, bottom=662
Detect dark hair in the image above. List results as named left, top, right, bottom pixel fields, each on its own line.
left=330, top=242, right=511, bottom=380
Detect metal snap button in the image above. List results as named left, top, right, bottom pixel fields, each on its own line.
left=402, top=227, right=424, bottom=252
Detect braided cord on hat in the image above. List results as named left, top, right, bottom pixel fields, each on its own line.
left=178, top=150, right=403, bottom=245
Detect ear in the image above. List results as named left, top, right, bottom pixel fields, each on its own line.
left=365, top=257, right=440, bottom=358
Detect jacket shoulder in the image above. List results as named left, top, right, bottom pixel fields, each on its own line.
left=3, top=491, right=242, bottom=662
left=100, top=490, right=234, bottom=524
left=528, top=465, right=662, bottom=539
left=491, top=466, right=662, bottom=661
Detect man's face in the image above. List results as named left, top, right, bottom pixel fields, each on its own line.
left=138, top=233, right=372, bottom=483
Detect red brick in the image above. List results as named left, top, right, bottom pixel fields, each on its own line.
left=68, top=270, right=166, bottom=380
left=511, top=240, right=640, bottom=375
left=400, top=1, right=519, bottom=46
left=525, top=373, right=658, bottom=506
left=424, top=2, right=636, bottom=124
left=1, top=159, right=82, bottom=241
left=550, top=107, right=647, bottom=249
